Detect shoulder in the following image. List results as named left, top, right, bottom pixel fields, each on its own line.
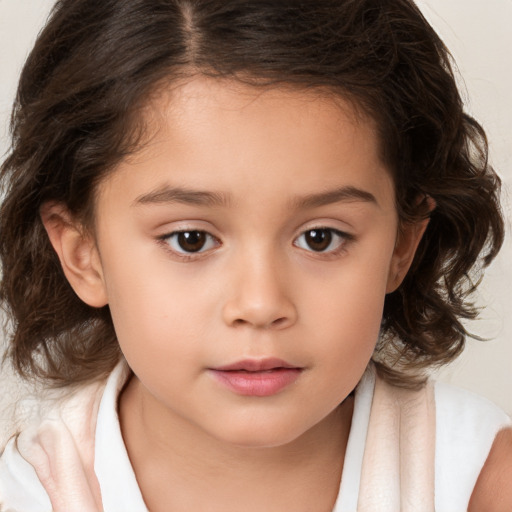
left=434, top=380, right=510, bottom=447
left=0, top=374, right=110, bottom=511
left=433, top=380, right=511, bottom=511
left=0, top=436, right=53, bottom=511
left=434, top=380, right=510, bottom=429
left=469, top=427, right=512, bottom=512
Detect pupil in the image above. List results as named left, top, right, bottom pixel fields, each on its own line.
left=178, top=231, right=206, bottom=252
left=306, top=229, right=332, bottom=251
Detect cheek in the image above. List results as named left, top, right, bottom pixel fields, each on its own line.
left=299, top=245, right=393, bottom=368
left=101, top=252, right=218, bottom=360
left=318, top=292, right=383, bottom=374
left=301, top=245, right=392, bottom=327
left=308, top=293, right=383, bottom=409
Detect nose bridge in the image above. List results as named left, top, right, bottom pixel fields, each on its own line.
left=222, top=242, right=297, bottom=329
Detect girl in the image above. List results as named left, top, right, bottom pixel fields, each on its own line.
left=0, top=0, right=511, bottom=510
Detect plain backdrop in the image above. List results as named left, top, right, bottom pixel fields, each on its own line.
left=0, top=0, right=511, bottom=424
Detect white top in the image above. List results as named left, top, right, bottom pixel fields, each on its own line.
left=0, top=363, right=510, bottom=511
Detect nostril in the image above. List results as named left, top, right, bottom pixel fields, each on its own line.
left=222, top=295, right=298, bottom=329
left=270, top=317, right=288, bottom=328
left=230, top=316, right=289, bottom=329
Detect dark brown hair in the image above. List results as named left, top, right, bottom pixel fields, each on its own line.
left=0, top=0, right=503, bottom=387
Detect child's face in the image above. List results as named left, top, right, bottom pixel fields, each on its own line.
left=72, top=78, right=421, bottom=447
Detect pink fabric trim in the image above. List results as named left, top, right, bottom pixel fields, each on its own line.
left=358, top=376, right=436, bottom=511
left=15, top=381, right=104, bottom=512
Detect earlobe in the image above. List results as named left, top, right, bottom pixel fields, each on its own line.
left=386, top=196, right=436, bottom=293
left=386, top=205, right=433, bottom=294
left=40, top=202, right=108, bottom=308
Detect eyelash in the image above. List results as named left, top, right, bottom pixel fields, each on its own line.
left=158, top=227, right=354, bottom=260
left=293, top=227, right=354, bottom=256
left=159, top=230, right=220, bottom=260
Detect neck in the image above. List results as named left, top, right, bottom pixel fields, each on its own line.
left=119, top=376, right=353, bottom=512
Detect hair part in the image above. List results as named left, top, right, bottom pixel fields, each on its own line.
left=0, top=0, right=504, bottom=387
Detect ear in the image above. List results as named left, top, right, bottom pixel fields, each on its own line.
left=386, top=198, right=435, bottom=294
left=40, top=202, right=108, bottom=307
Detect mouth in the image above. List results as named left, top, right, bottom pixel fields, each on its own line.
left=209, top=358, right=303, bottom=397
left=214, top=358, right=300, bottom=372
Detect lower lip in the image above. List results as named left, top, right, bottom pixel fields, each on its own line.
left=210, top=368, right=302, bottom=397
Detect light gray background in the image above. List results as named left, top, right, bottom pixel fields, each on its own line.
left=0, top=1, right=511, bottom=426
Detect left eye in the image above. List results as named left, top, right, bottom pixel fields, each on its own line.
left=294, top=228, right=348, bottom=253
left=163, top=230, right=218, bottom=254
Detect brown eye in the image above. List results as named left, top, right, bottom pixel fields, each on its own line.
left=304, top=229, right=332, bottom=252
left=294, top=228, right=349, bottom=253
left=177, top=231, right=206, bottom=252
left=165, top=230, right=217, bottom=254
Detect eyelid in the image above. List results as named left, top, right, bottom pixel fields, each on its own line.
left=159, top=229, right=220, bottom=258
left=293, top=226, right=354, bottom=254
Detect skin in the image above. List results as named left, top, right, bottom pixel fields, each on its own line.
left=42, top=77, right=441, bottom=510
left=469, top=428, right=512, bottom=511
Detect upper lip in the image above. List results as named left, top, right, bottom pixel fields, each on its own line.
left=212, top=358, right=300, bottom=372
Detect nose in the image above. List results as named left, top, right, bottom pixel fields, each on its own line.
left=222, top=252, right=298, bottom=330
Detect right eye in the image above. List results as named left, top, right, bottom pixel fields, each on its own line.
left=162, top=230, right=218, bottom=254
left=294, top=227, right=350, bottom=254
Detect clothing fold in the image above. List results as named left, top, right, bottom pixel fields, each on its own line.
left=1, top=362, right=510, bottom=512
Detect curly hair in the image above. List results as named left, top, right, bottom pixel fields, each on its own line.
left=0, top=0, right=503, bottom=387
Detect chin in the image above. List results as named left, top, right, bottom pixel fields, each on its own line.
left=211, top=419, right=315, bottom=450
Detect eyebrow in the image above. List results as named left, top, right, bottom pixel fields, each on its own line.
left=134, top=186, right=230, bottom=208
left=291, top=186, right=378, bottom=209
left=133, top=184, right=378, bottom=209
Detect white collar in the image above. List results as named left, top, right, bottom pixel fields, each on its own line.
left=94, top=362, right=148, bottom=511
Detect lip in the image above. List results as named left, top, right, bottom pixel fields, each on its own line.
left=209, top=358, right=303, bottom=397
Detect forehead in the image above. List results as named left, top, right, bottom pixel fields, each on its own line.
left=144, top=77, right=378, bottom=150
left=97, top=77, right=394, bottom=213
